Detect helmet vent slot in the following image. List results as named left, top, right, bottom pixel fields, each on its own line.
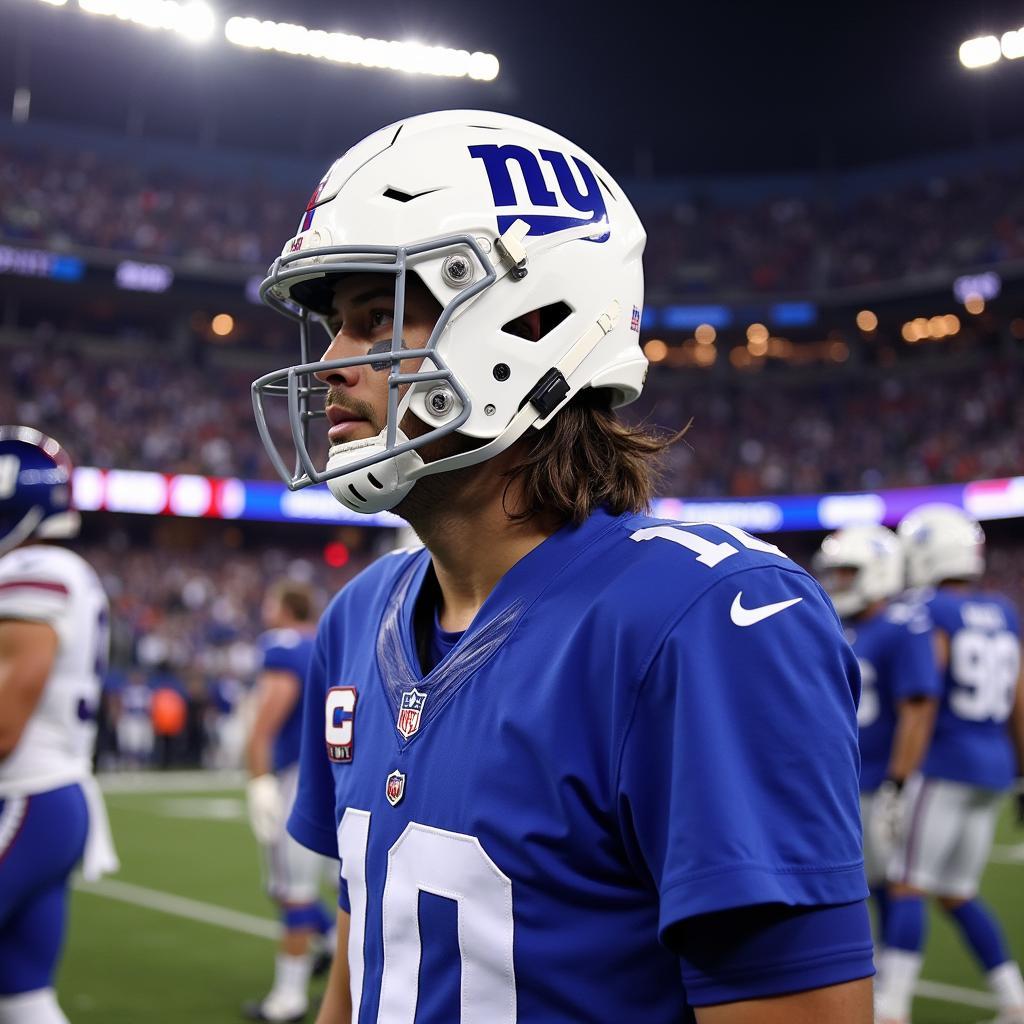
left=348, top=483, right=367, bottom=503
left=367, top=473, right=384, bottom=490
left=501, top=301, right=572, bottom=342
left=382, top=187, right=442, bottom=204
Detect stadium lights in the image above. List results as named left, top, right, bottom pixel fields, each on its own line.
left=900, top=314, right=960, bottom=343
left=855, top=310, right=878, bottom=332
left=959, top=27, right=1024, bottom=68
left=224, top=17, right=500, bottom=81
left=28, top=2, right=502, bottom=80
left=643, top=339, right=668, bottom=362
left=960, top=35, right=1001, bottom=68
left=1001, top=27, right=1024, bottom=59
left=77, top=0, right=215, bottom=43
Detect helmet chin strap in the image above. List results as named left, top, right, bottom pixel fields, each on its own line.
left=321, top=301, right=622, bottom=515
left=325, top=428, right=425, bottom=515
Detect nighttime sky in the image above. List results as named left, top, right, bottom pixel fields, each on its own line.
left=4, top=0, right=1024, bottom=180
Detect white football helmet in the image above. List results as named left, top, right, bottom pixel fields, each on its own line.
left=897, top=503, right=985, bottom=588
left=813, top=524, right=905, bottom=619
left=252, top=109, right=647, bottom=514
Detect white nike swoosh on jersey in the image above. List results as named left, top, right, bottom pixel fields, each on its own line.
left=730, top=592, right=803, bottom=626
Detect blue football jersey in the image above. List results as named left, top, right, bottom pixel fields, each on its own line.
left=845, top=600, right=941, bottom=792
left=289, top=510, right=868, bottom=1022
left=258, top=628, right=315, bottom=773
left=922, top=588, right=1022, bottom=790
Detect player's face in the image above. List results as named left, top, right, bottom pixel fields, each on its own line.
left=315, top=273, right=440, bottom=446
left=819, top=565, right=858, bottom=600
left=314, top=273, right=542, bottom=459
left=261, top=594, right=282, bottom=629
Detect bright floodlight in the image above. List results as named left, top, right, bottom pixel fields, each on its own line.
left=35, top=0, right=69, bottom=6
left=959, top=35, right=1001, bottom=68
left=224, top=17, right=500, bottom=81
left=77, top=0, right=216, bottom=43
left=1001, top=27, right=1024, bottom=59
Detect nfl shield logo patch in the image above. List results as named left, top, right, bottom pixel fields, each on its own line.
left=386, top=770, right=406, bottom=807
left=396, top=688, right=428, bottom=739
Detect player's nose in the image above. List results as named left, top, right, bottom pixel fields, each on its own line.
left=314, top=330, right=363, bottom=388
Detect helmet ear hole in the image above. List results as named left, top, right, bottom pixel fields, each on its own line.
left=501, top=301, right=572, bottom=342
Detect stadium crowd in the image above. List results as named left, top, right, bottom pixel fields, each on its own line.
left=643, top=355, right=1024, bottom=497
left=643, top=161, right=1024, bottom=293
left=0, top=144, right=293, bottom=267
left=3, top=141, right=1024, bottom=292
left=2, top=343, right=1021, bottom=497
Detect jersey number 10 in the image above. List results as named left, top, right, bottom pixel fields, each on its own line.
left=338, top=809, right=516, bottom=1023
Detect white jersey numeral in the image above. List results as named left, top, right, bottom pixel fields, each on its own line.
left=0, top=455, right=19, bottom=500
left=630, top=523, right=788, bottom=567
left=857, top=658, right=880, bottom=728
left=949, top=628, right=1020, bottom=723
left=338, top=809, right=516, bottom=1024
left=337, top=809, right=371, bottom=1024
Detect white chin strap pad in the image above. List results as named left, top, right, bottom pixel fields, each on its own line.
left=325, top=429, right=425, bottom=514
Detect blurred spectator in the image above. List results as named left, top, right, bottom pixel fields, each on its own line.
left=116, top=672, right=154, bottom=768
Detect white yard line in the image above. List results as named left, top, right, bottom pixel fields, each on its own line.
left=97, top=769, right=247, bottom=794
left=74, top=877, right=278, bottom=939
left=915, top=978, right=998, bottom=1010
left=990, top=842, right=1024, bottom=865
left=75, top=878, right=999, bottom=1013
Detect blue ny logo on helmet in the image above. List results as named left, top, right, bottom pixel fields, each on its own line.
left=469, top=144, right=610, bottom=243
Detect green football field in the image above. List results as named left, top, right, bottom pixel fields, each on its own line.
left=57, top=772, right=1024, bottom=1023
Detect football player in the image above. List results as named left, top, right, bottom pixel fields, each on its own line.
left=0, top=426, right=118, bottom=1024
left=813, top=525, right=940, bottom=944
left=874, top=505, right=1024, bottom=1024
left=251, top=111, right=875, bottom=1023
left=243, top=580, right=335, bottom=1023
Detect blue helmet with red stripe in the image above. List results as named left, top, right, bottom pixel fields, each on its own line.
left=0, top=426, right=80, bottom=556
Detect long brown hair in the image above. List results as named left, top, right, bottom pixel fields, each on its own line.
left=503, top=388, right=687, bottom=526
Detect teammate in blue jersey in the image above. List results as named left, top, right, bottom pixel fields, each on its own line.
left=243, top=580, right=335, bottom=1023
left=251, top=110, right=874, bottom=1022
left=0, top=427, right=118, bottom=1024
left=875, top=505, right=1024, bottom=1024
left=813, top=525, right=940, bottom=943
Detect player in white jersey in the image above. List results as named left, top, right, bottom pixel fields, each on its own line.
left=0, top=426, right=118, bottom=1024
left=875, top=505, right=1024, bottom=1024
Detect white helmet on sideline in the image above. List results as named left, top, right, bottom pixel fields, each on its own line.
left=897, top=503, right=985, bottom=588
left=813, top=524, right=904, bottom=619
